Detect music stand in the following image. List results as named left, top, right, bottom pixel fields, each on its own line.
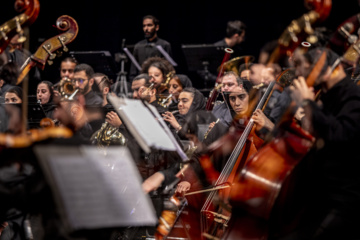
left=33, top=145, right=158, bottom=234
left=181, top=44, right=226, bottom=87
left=69, top=51, right=118, bottom=81
left=2, top=103, right=47, bottom=129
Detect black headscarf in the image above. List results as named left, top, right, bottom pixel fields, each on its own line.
left=177, top=74, right=193, bottom=88
left=175, top=87, right=206, bottom=126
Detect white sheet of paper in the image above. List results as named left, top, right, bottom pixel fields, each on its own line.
left=109, top=95, right=176, bottom=153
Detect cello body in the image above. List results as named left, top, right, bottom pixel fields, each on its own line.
left=224, top=120, right=314, bottom=240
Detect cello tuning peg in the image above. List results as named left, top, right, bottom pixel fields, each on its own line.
left=42, top=44, right=56, bottom=60
left=58, top=36, right=68, bottom=52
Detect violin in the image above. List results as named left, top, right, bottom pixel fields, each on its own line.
left=0, top=0, right=40, bottom=54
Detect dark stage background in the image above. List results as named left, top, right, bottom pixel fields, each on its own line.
left=1, top=0, right=359, bottom=90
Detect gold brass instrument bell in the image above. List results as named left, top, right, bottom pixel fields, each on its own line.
left=218, top=55, right=255, bottom=76
left=57, top=77, right=78, bottom=100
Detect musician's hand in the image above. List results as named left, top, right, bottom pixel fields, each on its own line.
left=252, top=109, right=274, bottom=132
left=294, top=107, right=305, bottom=121
left=175, top=181, right=191, bottom=194
left=289, top=76, right=315, bottom=105
left=208, top=121, right=216, bottom=129
left=106, top=111, right=122, bottom=128
left=162, top=111, right=179, bottom=129
left=142, top=172, right=165, bottom=194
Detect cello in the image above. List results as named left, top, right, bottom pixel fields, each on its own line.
left=199, top=79, right=276, bottom=240
left=0, top=0, right=40, bottom=54
left=222, top=48, right=329, bottom=240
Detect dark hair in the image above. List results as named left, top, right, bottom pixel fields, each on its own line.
left=170, top=75, right=182, bottom=87
left=61, top=56, right=78, bottom=65
left=5, top=86, right=23, bottom=100
left=222, top=71, right=242, bottom=85
left=0, top=62, right=19, bottom=85
left=93, top=73, right=113, bottom=90
left=304, top=47, right=340, bottom=76
left=38, top=80, right=54, bottom=103
left=226, top=20, right=246, bottom=38
left=133, top=73, right=150, bottom=84
left=74, top=63, right=95, bottom=80
left=240, top=78, right=253, bottom=94
left=141, top=57, right=175, bottom=82
left=143, top=15, right=159, bottom=26
left=238, top=63, right=254, bottom=74
left=182, top=87, right=196, bottom=98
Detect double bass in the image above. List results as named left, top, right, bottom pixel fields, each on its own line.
left=0, top=15, right=79, bottom=148
left=0, top=0, right=40, bottom=54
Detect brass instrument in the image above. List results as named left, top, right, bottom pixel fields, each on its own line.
left=90, top=122, right=126, bottom=148
left=218, top=55, right=255, bottom=76
left=56, top=77, right=78, bottom=100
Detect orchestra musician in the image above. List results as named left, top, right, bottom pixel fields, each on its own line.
left=129, top=15, right=173, bottom=82
left=141, top=56, right=175, bottom=93
left=211, top=71, right=244, bottom=128
left=0, top=62, right=19, bottom=98
left=166, top=74, right=192, bottom=111
left=36, top=80, right=56, bottom=119
left=276, top=47, right=360, bottom=240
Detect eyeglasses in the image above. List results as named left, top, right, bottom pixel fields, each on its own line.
left=71, top=78, right=87, bottom=84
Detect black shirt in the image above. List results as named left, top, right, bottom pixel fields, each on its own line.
left=129, top=37, right=172, bottom=81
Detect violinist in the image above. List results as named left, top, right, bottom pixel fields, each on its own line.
left=277, top=47, right=360, bottom=240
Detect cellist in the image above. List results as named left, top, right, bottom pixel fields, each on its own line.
left=277, top=47, right=360, bottom=239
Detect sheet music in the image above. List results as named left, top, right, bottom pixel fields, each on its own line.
left=144, top=101, right=188, bottom=162
left=108, top=95, right=177, bottom=153
left=34, top=145, right=158, bottom=231
left=156, top=45, right=178, bottom=66
left=123, top=47, right=141, bottom=71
